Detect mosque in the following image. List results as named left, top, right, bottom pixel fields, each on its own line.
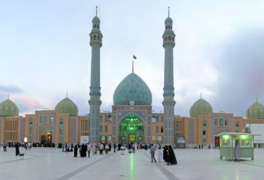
left=0, top=10, right=264, bottom=148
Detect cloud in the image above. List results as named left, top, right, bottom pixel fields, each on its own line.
left=15, top=97, right=43, bottom=115
left=0, top=84, right=24, bottom=94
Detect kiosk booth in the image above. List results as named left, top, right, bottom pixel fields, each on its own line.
left=215, top=132, right=260, bottom=161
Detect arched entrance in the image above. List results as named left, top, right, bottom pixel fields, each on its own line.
left=119, top=114, right=145, bottom=143
left=40, top=128, right=52, bottom=144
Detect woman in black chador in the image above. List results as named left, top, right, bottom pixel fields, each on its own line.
left=74, top=144, right=78, bottom=157
left=166, top=145, right=177, bottom=165
left=15, top=142, right=20, bottom=156
left=163, top=145, right=167, bottom=162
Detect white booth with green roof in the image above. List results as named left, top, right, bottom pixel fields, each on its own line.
left=215, top=132, right=260, bottom=161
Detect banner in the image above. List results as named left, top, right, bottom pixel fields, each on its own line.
left=102, top=135, right=105, bottom=140
left=177, top=137, right=186, bottom=148
left=80, top=136, right=89, bottom=144
left=108, top=135, right=112, bottom=140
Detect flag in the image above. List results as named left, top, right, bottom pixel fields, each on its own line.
left=133, top=55, right=137, bottom=60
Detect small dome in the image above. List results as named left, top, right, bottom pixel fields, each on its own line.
left=55, top=97, right=78, bottom=116
left=190, top=98, right=213, bottom=117
left=165, top=17, right=173, bottom=23
left=92, top=16, right=100, bottom=23
left=113, top=73, right=152, bottom=105
left=0, top=99, right=19, bottom=117
left=246, top=101, right=264, bottom=119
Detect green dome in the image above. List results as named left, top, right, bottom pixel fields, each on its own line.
left=55, top=97, right=78, bottom=116
left=246, top=101, right=264, bottom=119
left=113, top=73, right=152, bottom=105
left=0, top=99, right=19, bottom=117
left=190, top=98, right=213, bottom=117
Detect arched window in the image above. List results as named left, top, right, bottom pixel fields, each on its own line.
left=97, top=25, right=99, bottom=28
left=169, top=36, right=171, bottom=41
left=98, top=36, right=100, bottom=40
left=172, top=37, right=174, bottom=42
left=94, top=35, right=96, bottom=40
left=156, top=126, right=159, bottom=133
left=203, top=121, right=207, bottom=126
left=225, top=119, right=228, bottom=125
left=169, top=25, right=171, bottom=29
left=40, top=116, right=43, bottom=123
left=165, top=37, right=167, bottom=41
left=161, top=126, right=164, bottom=133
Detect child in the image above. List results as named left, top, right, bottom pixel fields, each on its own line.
left=157, top=146, right=162, bottom=163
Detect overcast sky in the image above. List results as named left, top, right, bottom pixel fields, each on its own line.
left=0, top=0, right=263, bottom=117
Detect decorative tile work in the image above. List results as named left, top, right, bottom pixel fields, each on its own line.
left=20, top=119, right=25, bottom=142
left=36, top=113, right=56, bottom=142
left=71, top=119, right=77, bottom=143
left=211, top=115, right=231, bottom=144
left=188, top=119, right=194, bottom=144
left=112, top=106, right=151, bottom=144
left=113, top=73, right=152, bottom=105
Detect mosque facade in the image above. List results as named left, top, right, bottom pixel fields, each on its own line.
left=1, top=13, right=264, bottom=147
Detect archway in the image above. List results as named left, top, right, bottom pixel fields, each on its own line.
left=119, top=114, right=145, bottom=143
left=40, top=128, right=52, bottom=144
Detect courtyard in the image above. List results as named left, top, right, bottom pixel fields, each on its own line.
left=0, top=147, right=263, bottom=180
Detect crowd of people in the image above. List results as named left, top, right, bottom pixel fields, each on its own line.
left=71, top=143, right=112, bottom=158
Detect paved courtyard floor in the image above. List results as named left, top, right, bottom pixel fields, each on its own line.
left=0, top=147, right=264, bottom=180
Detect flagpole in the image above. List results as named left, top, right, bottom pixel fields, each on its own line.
left=132, top=60, right=134, bottom=73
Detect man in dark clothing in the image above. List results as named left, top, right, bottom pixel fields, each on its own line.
left=114, top=143, right=117, bottom=152
left=145, top=144, right=147, bottom=150
left=109, top=144, right=111, bottom=151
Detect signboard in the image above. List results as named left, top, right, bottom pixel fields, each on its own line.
left=152, top=136, right=156, bottom=141
left=177, top=137, right=186, bottom=148
left=158, top=136, right=162, bottom=141
left=102, top=135, right=105, bottom=140
left=80, top=136, right=89, bottom=144
left=108, top=135, right=112, bottom=140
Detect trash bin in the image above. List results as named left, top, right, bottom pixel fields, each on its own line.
left=121, top=147, right=125, bottom=155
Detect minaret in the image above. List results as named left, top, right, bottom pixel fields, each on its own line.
left=88, top=7, right=103, bottom=143
left=162, top=7, right=176, bottom=145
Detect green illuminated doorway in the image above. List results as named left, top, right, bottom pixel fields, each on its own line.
left=128, top=133, right=136, bottom=143
left=119, top=114, right=145, bottom=143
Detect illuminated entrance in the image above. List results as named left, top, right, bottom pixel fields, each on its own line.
left=119, top=114, right=145, bottom=143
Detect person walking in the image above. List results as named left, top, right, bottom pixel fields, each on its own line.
left=100, top=143, right=104, bottom=155
left=114, top=143, right=117, bottom=152
left=62, top=142, right=65, bottom=152
left=157, top=146, right=162, bottom=163
left=65, top=142, right=68, bottom=153
left=236, top=144, right=241, bottom=162
left=150, top=144, right=157, bottom=163
left=15, top=142, right=20, bottom=156
left=105, top=143, right=109, bottom=155
left=87, top=143, right=91, bottom=158
left=3, top=141, right=7, bottom=152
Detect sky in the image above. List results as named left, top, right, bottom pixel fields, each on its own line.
left=0, top=0, right=263, bottom=117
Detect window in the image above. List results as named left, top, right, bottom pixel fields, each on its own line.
left=214, top=119, right=217, bottom=125
left=169, top=25, right=171, bottom=29
left=85, top=120, right=88, bottom=131
left=165, top=37, right=167, bottom=41
left=100, top=116, right=103, bottom=122
left=161, top=116, right=163, bottom=122
left=203, top=131, right=206, bottom=135
left=30, top=119, right=33, bottom=125
left=172, top=37, right=174, bottom=41
left=161, top=126, right=163, bottom=133
left=100, top=126, right=103, bottom=132
left=10, top=121, right=13, bottom=130
left=105, top=125, right=108, bottom=132
left=10, top=132, right=12, bottom=140
left=60, top=128, right=63, bottom=134
left=203, top=138, right=206, bottom=143
left=30, top=127, right=33, bottom=134
left=105, top=115, right=107, bottom=122
left=236, top=122, right=239, bottom=127
left=97, top=25, right=99, bottom=28
left=225, top=119, right=228, bottom=125
left=169, top=36, right=171, bottom=40
left=98, top=36, right=100, bottom=40
left=203, top=122, right=206, bottom=126
left=156, top=116, right=159, bottom=122
left=156, top=126, right=159, bottom=133
left=44, top=116, right=48, bottom=123
left=50, top=117, right=53, bottom=123
left=94, top=35, right=96, bottom=40
left=220, top=119, right=223, bottom=125
left=40, top=116, right=43, bottom=123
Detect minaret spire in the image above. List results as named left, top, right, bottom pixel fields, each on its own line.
left=8, top=94, right=9, bottom=99
left=66, top=92, right=68, bottom=98
left=200, top=93, right=202, bottom=99
left=168, top=7, right=170, bottom=17
left=132, top=61, right=134, bottom=73
left=96, top=6, right=98, bottom=16
left=256, top=97, right=258, bottom=102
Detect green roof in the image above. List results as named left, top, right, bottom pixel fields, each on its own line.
left=190, top=98, right=213, bottom=117
left=0, top=99, right=19, bottom=117
left=246, top=101, right=264, bottom=119
left=55, top=97, right=78, bottom=116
